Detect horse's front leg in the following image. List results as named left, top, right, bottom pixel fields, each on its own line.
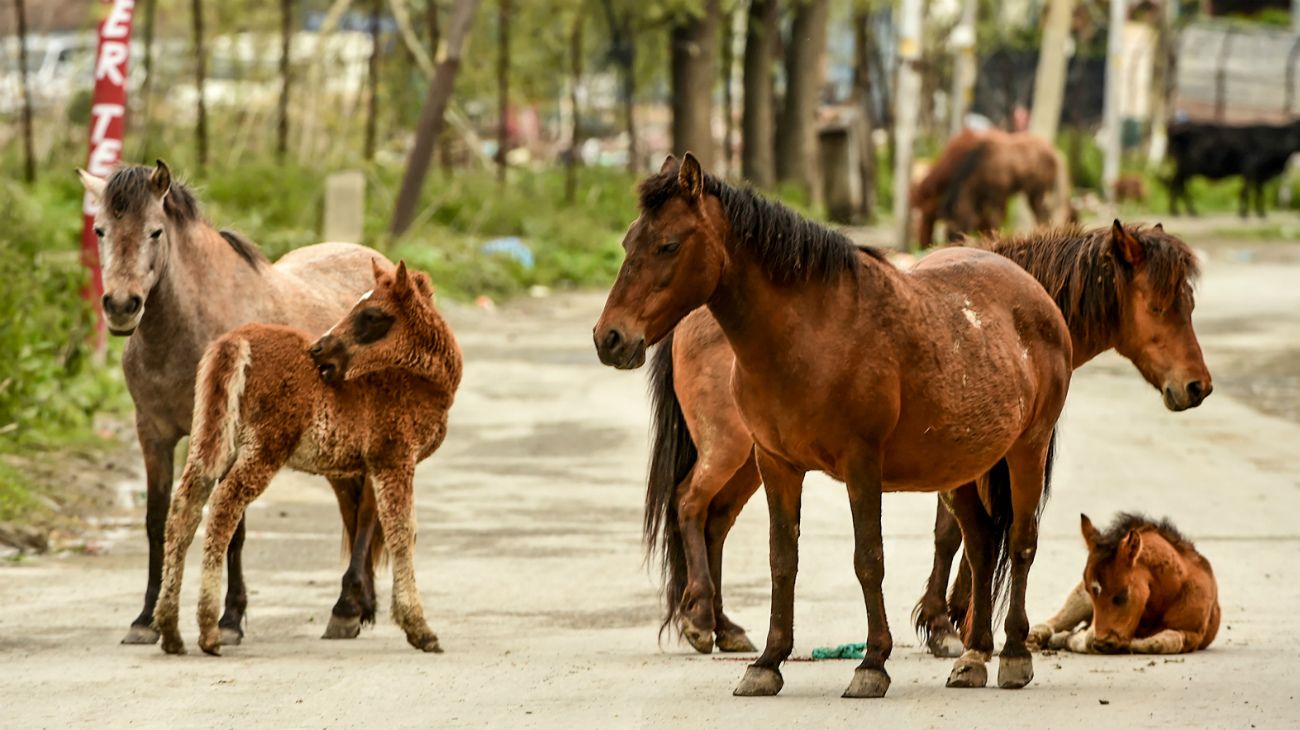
left=996, top=444, right=1048, bottom=689
left=842, top=453, right=892, bottom=698
left=945, top=486, right=997, bottom=688
left=1129, top=629, right=1186, bottom=654
left=371, top=463, right=441, bottom=653
left=914, top=496, right=965, bottom=658
left=124, top=429, right=178, bottom=645
left=733, top=450, right=804, bottom=697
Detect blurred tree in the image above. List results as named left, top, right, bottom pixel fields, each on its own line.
left=741, top=0, right=779, bottom=188
left=566, top=3, right=587, bottom=203
left=669, top=0, right=719, bottom=168
left=278, top=0, right=292, bottom=161
left=497, top=0, right=510, bottom=183
left=139, top=0, right=158, bottom=159
left=14, top=0, right=34, bottom=182
left=598, top=0, right=641, bottom=173
left=192, top=0, right=209, bottom=170
left=776, top=0, right=828, bottom=205
left=852, top=7, right=877, bottom=221
left=1029, top=0, right=1075, bottom=140
left=365, top=0, right=383, bottom=160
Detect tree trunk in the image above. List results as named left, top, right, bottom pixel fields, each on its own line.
left=497, top=0, right=510, bottom=184
left=1102, top=0, right=1126, bottom=200
left=278, top=0, right=292, bottom=161
left=598, top=0, right=638, bottom=174
left=14, top=0, right=34, bottom=183
left=893, top=0, right=923, bottom=249
left=775, top=0, right=828, bottom=205
left=139, top=0, right=158, bottom=157
left=720, top=4, right=736, bottom=177
left=565, top=7, right=586, bottom=204
left=670, top=0, right=720, bottom=169
left=949, top=0, right=977, bottom=137
left=852, top=9, right=877, bottom=221
left=741, top=0, right=779, bottom=188
left=1028, top=0, right=1075, bottom=140
left=192, top=0, right=209, bottom=170
left=391, top=0, right=480, bottom=237
left=365, top=0, right=383, bottom=160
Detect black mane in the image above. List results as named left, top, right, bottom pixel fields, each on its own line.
left=638, top=169, right=887, bottom=284
left=1092, top=512, right=1198, bottom=563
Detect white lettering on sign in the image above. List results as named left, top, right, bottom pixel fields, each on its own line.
left=103, top=1, right=136, bottom=39
left=95, top=41, right=130, bottom=85
left=90, top=104, right=124, bottom=143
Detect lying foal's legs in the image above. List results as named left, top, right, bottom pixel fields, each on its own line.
left=944, top=485, right=998, bottom=688
left=155, top=463, right=218, bottom=655
left=1029, top=581, right=1092, bottom=649
left=914, top=497, right=965, bottom=658
left=733, top=451, right=804, bottom=697
left=322, top=476, right=380, bottom=639
left=706, top=454, right=762, bottom=653
left=371, top=464, right=441, bottom=652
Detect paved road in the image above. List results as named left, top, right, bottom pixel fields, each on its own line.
left=2, top=252, right=1298, bottom=729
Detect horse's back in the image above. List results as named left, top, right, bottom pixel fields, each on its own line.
left=270, top=243, right=391, bottom=333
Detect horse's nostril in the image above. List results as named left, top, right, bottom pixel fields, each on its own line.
left=1187, top=380, right=1206, bottom=402
left=603, top=329, right=623, bottom=352
left=100, top=294, right=113, bottom=311
left=123, top=296, right=142, bottom=315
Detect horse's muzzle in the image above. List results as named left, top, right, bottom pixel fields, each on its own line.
left=102, top=293, right=144, bottom=335
left=593, top=326, right=646, bottom=370
left=309, top=335, right=350, bottom=385
left=1163, top=379, right=1212, bottom=411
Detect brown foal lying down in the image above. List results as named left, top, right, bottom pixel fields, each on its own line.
left=154, top=261, right=462, bottom=656
left=1029, top=513, right=1220, bottom=654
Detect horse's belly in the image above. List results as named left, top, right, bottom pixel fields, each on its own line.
left=285, top=421, right=365, bottom=478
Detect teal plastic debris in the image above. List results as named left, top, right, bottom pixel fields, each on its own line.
left=810, top=642, right=866, bottom=659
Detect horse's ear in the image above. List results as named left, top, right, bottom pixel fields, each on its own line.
left=370, top=257, right=386, bottom=284
left=678, top=152, right=704, bottom=201
left=1111, top=219, right=1146, bottom=267
left=1153, top=222, right=1164, bottom=233
left=412, top=271, right=434, bottom=299
left=659, top=154, right=677, bottom=174
left=1080, top=514, right=1101, bottom=551
left=393, top=260, right=411, bottom=296
left=77, top=169, right=106, bottom=201
left=150, top=160, right=172, bottom=199
left=1119, top=529, right=1144, bottom=566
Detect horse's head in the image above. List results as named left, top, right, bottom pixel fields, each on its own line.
left=77, top=160, right=178, bottom=335
left=1079, top=514, right=1149, bottom=653
left=593, top=153, right=727, bottom=369
left=1108, top=220, right=1212, bottom=411
left=309, top=259, right=436, bottom=385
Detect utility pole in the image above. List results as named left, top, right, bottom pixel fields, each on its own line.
left=1146, top=0, right=1178, bottom=167
left=1102, top=0, right=1127, bottom=202
left=893, top=0, right=923, bottom=249
left=1029, top=0, right=1076, bottom=140
left=949, top=0, right=977, bottom=138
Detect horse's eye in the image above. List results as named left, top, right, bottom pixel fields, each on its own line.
left=657, top=240, right=681, bottom=256
left=1149, top=305, right=1164, bottom=316
left=149, top=229, right=163, bottom=240
left=94, top=227, right=105, bottom=238
left=1112, top=590, right=1128, bottom=606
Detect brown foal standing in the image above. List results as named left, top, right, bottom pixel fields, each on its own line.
left=154, top=261, right=462, bottom=656
left=78, top=161, right=390, bottom=645
left=596, top=154, right=1072, bottom=697
left=1029, top=513, right=1220, bottom=655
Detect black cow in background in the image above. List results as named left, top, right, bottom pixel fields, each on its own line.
left=1167, top=120, right=1300, bottom=217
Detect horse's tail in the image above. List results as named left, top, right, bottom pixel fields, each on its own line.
left=941, top=141, right=990, bottom=220
left=644, top=331, right=695, bottom=639
left=189, top=335, right=254, bottom=480
left=985, top=428, right=1057, bottom=619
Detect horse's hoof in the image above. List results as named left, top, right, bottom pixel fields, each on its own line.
left=716, top=629, right=757, bottom=653
left=160, top=632, right=186, bottom=656
left=842, top=668, right=891, bottom=699
left=199, top=640, right=221, bottom=657
left=733, top=665, right=784, bottom=697
left=682, top=622, right=715, bottom=654
left=121, top=624, right=160, bottom=645
left=219, top=626, right=243, bottom=646
left=927, top=630, right=965, bottom=659
left=946, top=651, right=989, bottom=689
left=1027, top=624, right=1052, bottom=651
left=321, top=614, right=362, bottom=640
left=407, top=631, right=443, bottom=653
left=998, top=655, right=1034, bottom=689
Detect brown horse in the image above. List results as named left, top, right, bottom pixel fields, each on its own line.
left=1027, top=513, right=1220, bottom=654
left=77, top=161, right=390, bottom=645
left=154, top=260, right=462, bottom=656
left=646, top=221, right=1210, bottom=658
left=596, top=154, right=1073, bottom=697
left=912, top=128, right=1072, bottom=247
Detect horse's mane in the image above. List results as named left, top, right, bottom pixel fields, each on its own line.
left=103, top=166, right=266, bottom=268
left=638, top=169, right=888, bottom=284
left=978, top=223, right=1200, bottom=354
left=1092, top=512, right=1200, bottom=563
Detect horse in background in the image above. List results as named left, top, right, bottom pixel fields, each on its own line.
left=912, top=128, right=1073, bottom=247
left=77, top=161, right=390, bottom=646
left=1028, top=513, right=1220, bottom=655
left=155, top=261, right=462, bottom=656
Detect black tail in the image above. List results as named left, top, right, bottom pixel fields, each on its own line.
left=644, top=331, right=696, bottom=639
left=941, top=141, right=990, bottom=221
left=983, top=429, right=1058, bottom=619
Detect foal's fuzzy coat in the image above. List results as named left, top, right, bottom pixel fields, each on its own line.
left=154, top=261, right=462, bottom=655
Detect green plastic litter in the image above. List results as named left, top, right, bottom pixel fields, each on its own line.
left=810, top=642, right=866, bottom=659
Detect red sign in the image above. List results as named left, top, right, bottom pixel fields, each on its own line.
left=82, top=0, right=135, bottom=346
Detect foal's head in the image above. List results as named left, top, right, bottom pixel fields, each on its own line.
left=309, top=259, right=436, bottom=384
left=77, top=160, right=195, bottom=335
left=1107, top=221, right=1211, bottom=411
left=594, top=153, right=728, bottom=369
left=1079, top=513, right=1169, bottom=653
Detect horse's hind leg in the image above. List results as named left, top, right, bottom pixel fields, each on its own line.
left=372, top=465, right=441, bottom=653
left=323, top=476, right=378, bottom=640
left=196, top=459, right=277, bottom=656
left=996, top=443, right=1049, bottom=689
left=706, top=454, right=761, bottom=653
left=734, top=452, right=805, bottom=697
left=913, top=497, right=965, bottom=658
left=842, top=453, right=893, bottom=699
left=944, top=486, right=997, bottom=689
left=218, top=517, right=248, bottom=646
left=154, top=463, right=217, bottom=655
